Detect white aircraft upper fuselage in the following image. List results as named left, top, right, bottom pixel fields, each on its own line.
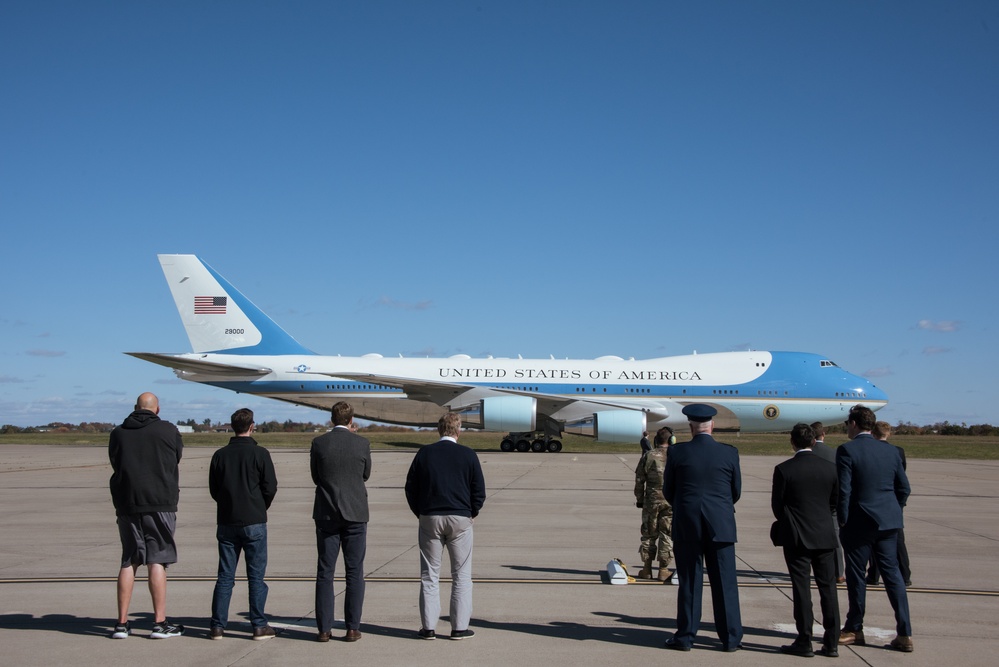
left=129, top=255, right=888, bottom=445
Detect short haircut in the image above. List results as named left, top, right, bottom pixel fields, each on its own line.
left=691, top=420, right=711, bottom=435
left=848, top=404, right=877, bottom=431
left=873, top=421, right=892, bottom=440
left=331, top=401, right=354, bottom=427
left=438, top=412, right=461, bottom=438
left=654, top=426, right=674, bottom=446
left=231, top=408, right=254, bottom=434
left=810, top=421, right=826, bottom=439
left=790, top=422, right=815, bottom=450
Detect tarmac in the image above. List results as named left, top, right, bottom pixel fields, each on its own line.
left=1, top=444, right=997, bottom=666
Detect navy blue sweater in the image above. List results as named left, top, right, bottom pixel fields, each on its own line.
left=405, top=439, right=486, bottom=518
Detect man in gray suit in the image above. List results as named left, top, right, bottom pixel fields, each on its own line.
left=311, top=401, right=372, bottom=643
left=837, top=405, right=913, bottom=652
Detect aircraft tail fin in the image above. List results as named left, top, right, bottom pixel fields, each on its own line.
left=157, top=254, right=314, bottom=355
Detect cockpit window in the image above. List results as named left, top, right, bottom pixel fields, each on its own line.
left=820, top=360, right=839, bottom=367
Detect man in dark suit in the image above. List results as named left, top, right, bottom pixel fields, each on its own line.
left=866, top=421, right=911, bottom=587
left=311, top=401, right=372, bottom=643
left=837, top=405, right=913, bottom=653
left=662, top=404, right=743, bottom=652
left=772, top=423, right=840, bottom=657
left=811, top=421, right=846, bottom=584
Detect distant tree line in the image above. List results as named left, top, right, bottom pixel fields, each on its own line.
left=0, top=419, right=418, bottom=435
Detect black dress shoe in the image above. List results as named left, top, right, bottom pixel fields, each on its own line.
left=722, top=642, right=743, bottom=652
left=780, top=643, right=815, bottom=657
left=816, top=646, right=839, bottom=657
left=664, top=637, right=691, bottom=651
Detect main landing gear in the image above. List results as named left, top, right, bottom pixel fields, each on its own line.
left=499, top=432, right=563, bottom=453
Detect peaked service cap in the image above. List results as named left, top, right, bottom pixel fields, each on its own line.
left=682, top=403, right=717, bottom=422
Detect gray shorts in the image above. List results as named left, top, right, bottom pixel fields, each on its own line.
left=117, top=512, right=177, bottom=568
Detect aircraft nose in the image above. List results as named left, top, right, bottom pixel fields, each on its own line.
left=860, top=377, right=889, bottom=403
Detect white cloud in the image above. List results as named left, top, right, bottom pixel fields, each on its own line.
left=923, top=346, right=953, bottom=355
left=917, top=320, right=961, bottom=332
left=863, top=366, right=893, bottom=378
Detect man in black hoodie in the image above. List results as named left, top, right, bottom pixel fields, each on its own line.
left=208, top=408, right=277, bottom=640
left=108, top=392, right=184, bottom=639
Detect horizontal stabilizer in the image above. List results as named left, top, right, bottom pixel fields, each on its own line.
left=126, top=352, right=272, bottom=377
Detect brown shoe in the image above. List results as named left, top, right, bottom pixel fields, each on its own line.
left=838, top=629, right=865, bottom=646
left=209, top=626, right=224, bottom=640
left=657, top=566, right=673, bottom=582
left=889, top=635, right=914, bottom=652
left=836, top=576, right=846, bottom=583
left=344, top=629, right=361, bottom=642
left=252, top=625, right=275, bottom=641
left=637, top=564, right=653, bottom=579
left=316, top=631, right=331, bottom=643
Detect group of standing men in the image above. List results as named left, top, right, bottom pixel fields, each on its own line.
left=771, top=405, right=913, bottom=656
left=636, top=403, right=914, bottom=655
left=108, top=394, right=485, bottom=643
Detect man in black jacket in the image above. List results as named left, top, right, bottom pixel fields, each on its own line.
left=405, top=412, right=486, bottom=641
left=772, top=423, right=840, bottom=657
left=208, top=408, right=277, bottom=640
left=108, top=392, right=184, bottom=639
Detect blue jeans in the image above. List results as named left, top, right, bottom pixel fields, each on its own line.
left=211, top=523, right=269, bottom=629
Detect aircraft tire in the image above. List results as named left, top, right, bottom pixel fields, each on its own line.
left=500, top=439, right=514, bottom=452
left=547, top=440, right=563, bottom=453
left=516, top=439, right=531, bottom=452
left=530, top=439, right=545, bottom=453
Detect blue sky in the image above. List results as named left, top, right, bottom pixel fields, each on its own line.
left=2, top=1, right=997, bottom=429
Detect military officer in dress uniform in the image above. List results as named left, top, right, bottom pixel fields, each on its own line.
left=663, top=404, right=743, bottom=652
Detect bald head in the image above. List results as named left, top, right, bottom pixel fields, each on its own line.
left=135, top=392, right=160, bottom=414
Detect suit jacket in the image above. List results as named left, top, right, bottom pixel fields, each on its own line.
left=663, top=433, right=741, bottom=544
left=771, top=450, right=838, bottom=550
left=836, top=433, right=909, bottom=530
left=311, top=426, right=372, bottom=523
left=812, top=440, right=836, bottom=464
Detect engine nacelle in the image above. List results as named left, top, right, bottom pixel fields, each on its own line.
left=480, top=395, right=537, bottom=433
left=595, top=410, right=647, bottom=443
left=565, top=410, right=647, bottom=443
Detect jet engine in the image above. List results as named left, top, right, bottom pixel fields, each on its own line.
left=479, top=395, right=538, bottom=432
left=565, top=410, right=647, bottom=443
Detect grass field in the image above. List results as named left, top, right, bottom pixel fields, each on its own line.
left=2, top=431, right=997, bottom=459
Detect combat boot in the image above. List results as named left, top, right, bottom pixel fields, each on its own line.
left=658, top=564, right=674, bottom=582
left=637, top=562, right=654, bottom=579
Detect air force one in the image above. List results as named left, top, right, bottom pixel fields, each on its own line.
left=129, top=254, right=888, bottom=452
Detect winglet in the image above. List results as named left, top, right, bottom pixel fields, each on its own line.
left=157, top=254, right=315, bottom=355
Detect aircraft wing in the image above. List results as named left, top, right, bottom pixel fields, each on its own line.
left=126, top=352, right=273, bottom=377
left=306, top=371, right=478, bottom=404
left=312, top=371, right=672, bottom=420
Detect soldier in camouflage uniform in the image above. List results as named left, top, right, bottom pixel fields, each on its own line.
left=634, top=426, right=675, bottom=581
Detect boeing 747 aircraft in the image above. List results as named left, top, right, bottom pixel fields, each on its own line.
left=129, top=255, right=887, bottom=452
